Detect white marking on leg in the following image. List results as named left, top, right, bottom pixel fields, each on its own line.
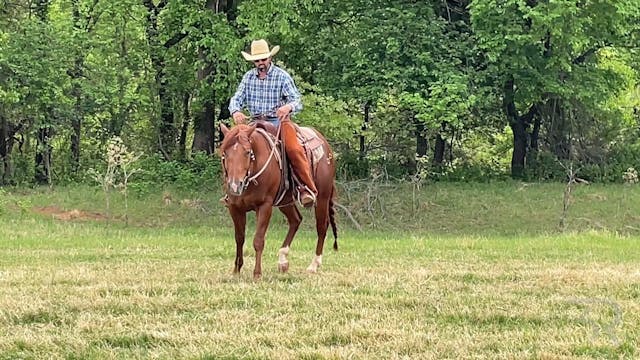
left=278, top=246, right=289, bottom=265
left=278, top=246, right=290, bottom=272
left=306, top=255, right=322, bottom=273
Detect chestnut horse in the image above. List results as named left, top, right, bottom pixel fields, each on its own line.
left=219, top=122, right=337, bottom=279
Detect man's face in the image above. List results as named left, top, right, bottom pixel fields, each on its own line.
left=253, top=57, right=271, bottom=72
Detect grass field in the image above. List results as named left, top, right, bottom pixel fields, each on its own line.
left=1, top=182, right=639, bottom=359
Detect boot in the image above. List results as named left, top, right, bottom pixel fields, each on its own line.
left=281, top=119, right=317, bottom=207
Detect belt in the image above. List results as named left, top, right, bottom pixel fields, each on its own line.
left=254, top=115, right=279, bottom=122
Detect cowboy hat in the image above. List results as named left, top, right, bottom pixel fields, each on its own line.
left=241, top=39, right=280, bottom=61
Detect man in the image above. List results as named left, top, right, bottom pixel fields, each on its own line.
left=228, top=39, right=317, bottom=208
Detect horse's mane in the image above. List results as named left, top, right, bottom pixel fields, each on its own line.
left=220, top=124, right=254, bottom=153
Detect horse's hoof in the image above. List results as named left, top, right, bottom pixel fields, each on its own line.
left=278, top=262, right=289, bottom=273
left=253, top=273, right=262, bottom=280
left=307, top=255, right=322, bottom=273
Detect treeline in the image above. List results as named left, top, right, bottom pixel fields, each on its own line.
left=1, top=0, right=640, bottom=186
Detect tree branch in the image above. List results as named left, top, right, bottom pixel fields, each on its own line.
left=572, top=48, right=597, bottom=65
left=521, top=104, right=537, bottom=126
left=164, top=32, right=188, bottom=49
left=573, top=42, right=612, bottom=65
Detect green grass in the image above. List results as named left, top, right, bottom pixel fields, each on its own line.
left=0, top=182, right=639, bottom=359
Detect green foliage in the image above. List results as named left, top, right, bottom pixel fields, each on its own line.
left=295, top=85, right=362, bottom=144
left=1, top=0, right=640, bottom=185
left=523, top=152, right=566, bottom=182
left=335, top=149, right=370, bottom=180
left=133, top=152, right=221, bottom=194
left=0, top=188, right=6, bottom=215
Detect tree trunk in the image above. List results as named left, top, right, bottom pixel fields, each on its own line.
left=192, top=46, right=215, bottom=154
left=509, top=121, right=527, bottom=179
left=504, top=77, right=526, bottom=178
left=544, top=98, right=571, bottom=160
left=157, top=81, right=175, bottom=157
left=35, top=126, right=52, bottom=184
left=433, top=123, right=446, bottom=166
left=433, top=134, right=445, bottom=165
left=34, top=1, right=52, bottom=184
left=0, top=113, right=18, bottom=184
left=0, top=113, right=7, bottom=183
left=144, top=0, right=175, bottom=159
left=70, top=0, right=83, bottom=171
left=71, top=93, right=81, bottom=169
left=526, top=111, right=541, bottom=167
left=411, top=117, right=429, bottom=174
left=70, top=69, right=82, bottom=169
left=0, top=113, right=13, bottom=185
left=530, top=113, right=540, bottom=152
left=192, top=0, right=236, bottom=154
left=218, top=100, right=230, bottom=143
left=415, top=119, right=428, bottom=158
left=179, top=92, right=190, bottom=159
left=192, top=101, right=215, bottom=154
left=360, top=102, right=370, bottom=160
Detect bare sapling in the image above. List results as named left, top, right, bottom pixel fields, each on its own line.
left=89, top=136, right=141, bottom=225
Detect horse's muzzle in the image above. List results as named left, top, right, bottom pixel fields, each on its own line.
left=226, top=178, right=246, bottom=196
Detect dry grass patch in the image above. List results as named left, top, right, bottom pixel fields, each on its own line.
left=1, top=237, right=638, bottom=359
left=2, top=183, right=640, bottom=359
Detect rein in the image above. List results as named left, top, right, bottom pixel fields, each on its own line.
left=244, top=124, right=282, bottom=187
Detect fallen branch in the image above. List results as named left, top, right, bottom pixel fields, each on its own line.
left=334, top=202, right=362, bottom=231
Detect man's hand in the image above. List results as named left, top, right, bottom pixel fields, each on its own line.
left=232, top=111, right=248, bottom=124
left=276, top=104, right=293, bottom=121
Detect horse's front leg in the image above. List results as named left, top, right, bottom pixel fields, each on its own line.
left=229, top=208, right=247, bottom=274
left=253, top=203, right=274, bottom=279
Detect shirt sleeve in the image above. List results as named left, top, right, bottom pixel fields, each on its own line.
left=229, top=73, right=248, bottom=114
left=282, top=73, right=303, bottom=114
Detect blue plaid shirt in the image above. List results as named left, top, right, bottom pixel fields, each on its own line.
left=229, top=65, right=302, bottom=118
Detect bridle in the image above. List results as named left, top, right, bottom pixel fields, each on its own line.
left=221, top=125, right=282, bottom=194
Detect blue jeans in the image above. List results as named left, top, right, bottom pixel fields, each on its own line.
left=265, top=117, right=279, bottom=127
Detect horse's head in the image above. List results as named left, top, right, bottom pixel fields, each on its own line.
left=219, top=123, right=258, bottom=196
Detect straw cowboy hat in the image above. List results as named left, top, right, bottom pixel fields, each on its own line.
left=241, top=39, right=280, bottom=61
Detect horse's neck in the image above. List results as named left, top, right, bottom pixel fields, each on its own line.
left=249, top=128, right=280, bottom=172
left=252, top=128, right=277, bottom=152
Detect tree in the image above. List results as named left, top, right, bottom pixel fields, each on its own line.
left=471, top=0, right=640, bottom=177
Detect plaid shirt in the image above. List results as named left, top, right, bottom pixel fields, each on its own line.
left=229, top=64, right=302, bottom=117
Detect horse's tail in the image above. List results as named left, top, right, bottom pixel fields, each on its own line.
left=329, top=183, right=338, bottom=251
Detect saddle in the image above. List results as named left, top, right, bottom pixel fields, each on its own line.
left=253, top=120, right=325, bottom=206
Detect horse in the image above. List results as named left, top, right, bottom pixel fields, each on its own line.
left=219, top=122, right=337, bottom=279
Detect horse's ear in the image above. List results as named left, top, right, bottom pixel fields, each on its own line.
left=220, top=123, right=230, bottom=136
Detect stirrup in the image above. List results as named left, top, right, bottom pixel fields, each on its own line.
left=297, top=187, right=316, bottom=208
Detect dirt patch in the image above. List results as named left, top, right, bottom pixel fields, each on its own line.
left=32, top=206, right=108, bottom=221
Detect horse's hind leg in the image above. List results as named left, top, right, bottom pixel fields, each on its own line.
left=277, top=204, right=302, bottom=273
left=307, top=196, right=330, bottom=273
